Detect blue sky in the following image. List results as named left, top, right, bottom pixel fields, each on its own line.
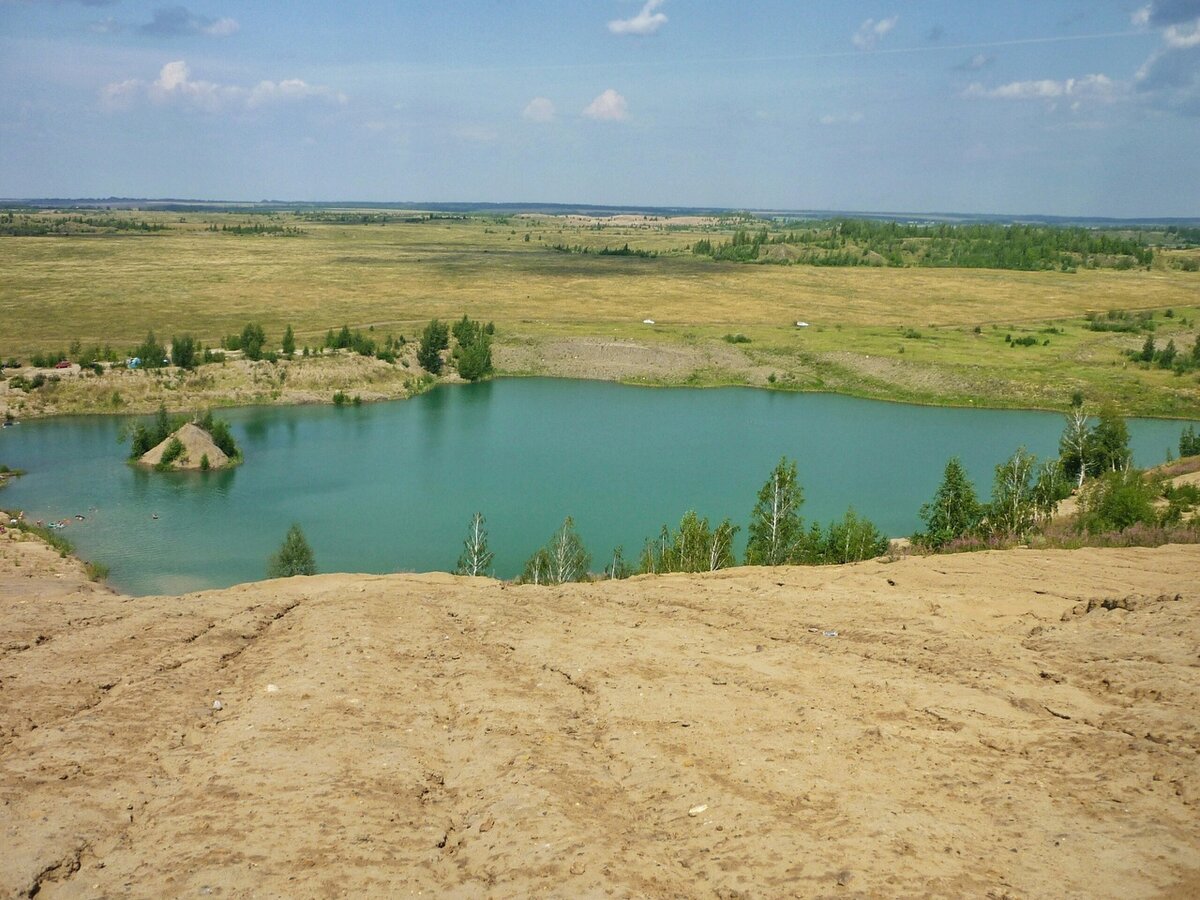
left=1, top=1, right=1197, bottom=215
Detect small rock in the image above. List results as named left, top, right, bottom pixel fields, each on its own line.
left=212, top=700, right=223, bottom=711
left=479, top=817, right=494, bottom=833
left=836, top=869, right=854, bottom=887
left=266, top=684, right=279, bottom=693
left=688, top=804, right=708, bottom=817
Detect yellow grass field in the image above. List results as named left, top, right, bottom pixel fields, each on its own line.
left=2, top=210, right=1199, bottom=417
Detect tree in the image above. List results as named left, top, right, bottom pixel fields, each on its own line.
left=642, top=511, right=740, bottom=573
left=1139, top=334, right=1156, bottom=363
left=133, top=331, right=166, bottom=368
left=267, top=524, right=317, bottom=577
left=1077, top=469, right=1157, bottom=534
left=915, top=457, right=982, bottom=549
left=417, top=319, right=449, bottom=374
left=455, top=331, right=493, bottom=381
left=522, top=516, right=589, bottom=585
left=128, top=403, right=179, bottom=458
left=241, top=322, right=267, bottom=361
left=745, top=457, right=806, bottom=565
left=1181, top=425, right=1200, bottom=458
left=170, top=334, right=197, bottom=369
left=988, top=446, right=1039, bottom=539
left=1032, top=458, right=1068, bottom=525
left=454, top=512, right=494, bottom=577
left=819, top=507, right=889, bottom=564
left=1059, top=402, right=1092, bottom=488
left=1091, top=401, right=1132, bottom=474
left=281, top=324, right=296, bottom=357
left=1157, top=338, right=1177, bottom=369
left=605, top=546, right=632, bottom=580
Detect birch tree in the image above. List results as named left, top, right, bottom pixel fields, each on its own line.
left=1059, top=403, right=1092, bottom=488
left=454, top=512, right=494, bottom=577
left=989, top=446, right=1039, bottom=539
left=745, top=457, right=805, bottom=566
left=522, top=517, right=590, bottom=585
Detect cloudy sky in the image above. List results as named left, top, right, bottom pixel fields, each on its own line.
left=1, top=1, right=1197, bottom=216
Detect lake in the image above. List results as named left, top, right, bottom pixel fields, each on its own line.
left=1, top=379, right=1194, bottom=595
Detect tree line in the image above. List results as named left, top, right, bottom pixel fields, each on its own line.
left=690, top=219, right=1156, bottom=271
left=266, top=401, right=1200, bottom=583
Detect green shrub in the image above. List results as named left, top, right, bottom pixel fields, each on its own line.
left=1077, top=469, right=1158, bottom=534
left=267, top=524, right=317, bottom=577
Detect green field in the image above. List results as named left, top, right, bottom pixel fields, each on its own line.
left=2, top=208, right=1199, bottom=417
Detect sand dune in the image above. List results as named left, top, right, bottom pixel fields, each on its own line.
left=1, top=533, right=1196, bottom=897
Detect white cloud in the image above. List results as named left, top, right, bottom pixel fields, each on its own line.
left=1132, top=5, right=1152, bottom=26
left=963, top=74, right=1118, bottom=102
left=582, top=89, right=628, bottom=121
left=608, top=0, right=667, bottom=36
left=852, top=15, right=898, bottom=50
left=818, top=112, right=864, bottom=126
left=247, top=78, right=346, bottom=108
left=522, top=97, right=556, bottom=123
left=203, top=17, right=239, bottom=38
left=100, top=60, right=346, bottom=114
left=1165, top=19, right=1200, bottom=47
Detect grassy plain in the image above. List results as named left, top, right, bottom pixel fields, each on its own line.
left=2, top=209, right=1199, bottom=417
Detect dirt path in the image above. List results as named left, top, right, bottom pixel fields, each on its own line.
left=1, top=538, right=1197, bottom=897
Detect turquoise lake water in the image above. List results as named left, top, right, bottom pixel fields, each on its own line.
left=1, top=379, right=1194, bottom=595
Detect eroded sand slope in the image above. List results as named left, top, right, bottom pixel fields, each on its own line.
left=1, top=537, right=1197, bottom=898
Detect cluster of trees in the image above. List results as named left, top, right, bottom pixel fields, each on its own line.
left=206, top=222, right=304, bottom=236
left=323, top=323, right=400, bottom=360
left=549, top=243, right=659, bottom=258
left=690, top=219, right=1155, bottom=271
left=1130, top=334, right=1200, bottom=375
left=1181, top=426, right=1200, bottom=458
left=0, top=214, right=165, bottom=236
left=914, top=450, right=1066, bottom=549
left=1085, top=309, right=1156, bottom=333
left=222, top=323, right=271, bottom=361
left=418, top=316, right=494, bottom=380
left=450, top=315, right=494, bottom=381
left=917, top=398, right=1200, bottom=548
left=449, top=457, right=889, bottom=585
left=271, top=407, right=1199, bottom=584
left=127, top=405, right=239, bottom=462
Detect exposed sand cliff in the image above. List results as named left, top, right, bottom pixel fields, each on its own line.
left=1, top=532, right=1197, bottom=898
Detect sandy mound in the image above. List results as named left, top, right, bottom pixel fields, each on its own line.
left=1, top=539, right=1197, bottom=897
left=139, top=422, right=230, bottom=470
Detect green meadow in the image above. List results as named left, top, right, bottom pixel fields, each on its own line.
left=2, top=208, right=1198, bottom=417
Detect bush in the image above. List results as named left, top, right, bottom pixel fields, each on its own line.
left=1181, top=425, right=1200, bottom=458
left=267, top=524, right=317, bottom=578
left=156, top=437, right=185, bottom=470
left=1077, top=469, right=1158, bottom=534
left=196, top=411, right=240, bottom=460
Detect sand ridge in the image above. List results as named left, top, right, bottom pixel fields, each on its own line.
left=0, top=536, right=1197, bottom=897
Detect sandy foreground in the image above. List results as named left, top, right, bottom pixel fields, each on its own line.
left=0, top=535, right=1197, bottom=899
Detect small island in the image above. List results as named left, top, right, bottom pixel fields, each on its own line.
left=130, top=408, right=241, bottom=471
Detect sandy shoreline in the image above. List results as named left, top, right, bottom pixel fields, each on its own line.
left=1, top=526, right=1197, bottom=897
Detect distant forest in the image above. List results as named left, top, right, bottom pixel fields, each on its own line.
left=690, top=219, right=1187, bottom=272
left=0, top=212, right=166, bottom=236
